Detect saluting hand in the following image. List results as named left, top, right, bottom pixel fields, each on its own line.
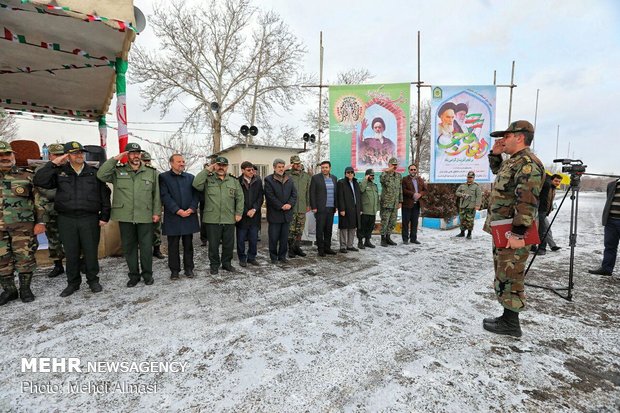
left=51, top=153, right=70, bottom=166
left=114, top=151, right=129, bottom=161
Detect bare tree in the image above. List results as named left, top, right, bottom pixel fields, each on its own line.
left=131, top=0, right=309, bottom=153
left=144, top=134, right=210, bottom=173
left=0, top=110, right=18, bottom=141
left=410, top=100, right=431, bottom=173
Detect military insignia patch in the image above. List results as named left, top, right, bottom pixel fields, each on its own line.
left=522, top=165, right=532, bottom=174
left=15, top=186, right=25, bottom=194
left=229, top=188, right=235, bottom=196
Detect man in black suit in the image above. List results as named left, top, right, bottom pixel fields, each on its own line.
left=310, top=161, right=338, bottom=257
left=589, top=178, right=620, bottom=276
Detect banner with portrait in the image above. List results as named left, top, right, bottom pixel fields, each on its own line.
left=430, top=85, right=496, bottom=183
left=329, top=83, right=410, bottom=179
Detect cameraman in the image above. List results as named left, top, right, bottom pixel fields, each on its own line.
left=589, top=177, right=620, bottom=276
left=535, top=174, right=563, bottom=255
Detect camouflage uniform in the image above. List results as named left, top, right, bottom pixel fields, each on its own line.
left=456, top=182, right=482, bottom=231
left=379, top=166, right=403, bottom=236
left=35, top=144, right=65, bottom=263
left=0, top=144, right=47, bottom=305
left=484, top=147, right=544, bottom=312
left=286, top=157, right=310, bottom=249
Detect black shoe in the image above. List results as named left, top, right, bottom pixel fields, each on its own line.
left=185, top=270, right=195, bottom=278
left=170, top=272, right=180, bottom=280
left=483, top=317, right=522, bottom=337
left=588, top=267, right=612, bottom=276
left=127, top=278, right=140, bottom=288
left=288, top=242, right=296, bottom=258
left=294, top=246, right=307, bottom=257
left=412, top=240, right=421, bottom=245
left=210, top=268, right=219, bottom=275
left=325, top=249, right=337, bottom=255
left=364, top=238, right=376, bottom=248
left=318, top=251, right=326, bottom=257
left=551, top=246, right=561, bottom=252
left=279, top=258, right=289, bottom=264
left=222, top=264, right=235, bottom=272
left=271, top=259, right=278, bottom=264
left=0, top=290, right=19, bottom=305
left=466, top=233, right=472, bottom=239
left=358, top=240, right=365, bottom=250
left=144, top=278, right=154, bottom=286
left=89, top=282, right=103, bottom=293
left=153, top=246, right=165, bottom=259
left=247, top=259, right=259, bottom=266
left=347, top=247, right=359, bottom=252
left=402, top=240, right=410, bottom=245
left=455, top=231, right=465, bottom=237
left=239, top=261, right=247, bottom=267
left=339, top=248, right=348, bottom=253
left=386, top=236, right=397, bottom=246
left=537, top=249, right=547, bottom=255
left=47, top=262, right=64, bottom=278
left=60, top=285, right=80, bottom=297
left=381, top=236, right=388, bottom=247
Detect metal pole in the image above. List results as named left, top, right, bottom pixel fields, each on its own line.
left=508, top=61, right=515, bottom=123
left=415, top=30, right=421, bottom=166
left=532, top=88, right=540, bottom=151
left=493, top=70, right=496, bottom=86
left=316, top=31, right=324, bottom=166
left=555, top=125, right=560, bottom=159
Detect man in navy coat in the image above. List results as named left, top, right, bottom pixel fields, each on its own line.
left=264, top=158, right=297, bottom=263
left=159, top=154, right=200, bottom=279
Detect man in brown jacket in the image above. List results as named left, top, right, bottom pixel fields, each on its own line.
left=401, top=164, right=428, bottom=244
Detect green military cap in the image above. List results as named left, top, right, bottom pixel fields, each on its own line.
left=290, top=155, right=301, bottom=164
left=141, top=152, right=152, bottom=161
left=490, top=120, right=535, bottom=137
left=215, top=156, right=229, bottom=165
left=124, top=142, right=143, bottom=152
left=48, top=143, right=65, bottom=155
left=64, top=141, right=88, bottom=153
left=0, top=141, right=14, bottom=153
left=467, top=171, right=475, bottom=178
left=388, top=157, right=399, bottom=165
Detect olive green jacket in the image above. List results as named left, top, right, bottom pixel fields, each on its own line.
left=359, top=178, right=379, bottom=215
left=97, top=158, right=161, bottom=223
left=193, top=171, right=244, bottom=224
left=285, top=169, right=311, bottom=213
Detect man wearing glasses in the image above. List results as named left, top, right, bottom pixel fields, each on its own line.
left=482, top=120, right=544, bottom=337
left=401, top=163, right=427, bottom=245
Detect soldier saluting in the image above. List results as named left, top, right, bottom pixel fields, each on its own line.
left=0, top=141, right=47, bottom=305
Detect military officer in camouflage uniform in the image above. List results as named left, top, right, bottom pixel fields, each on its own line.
left=286, top=155, right=310, bottom=258
left=482, top=120, right=544, bottom=337
left=455, top=171, right=482, bottom=239
left=0, top=141, right=47, bottom=305
left=379, top=157, right=403, bottom=247
left=97, top=143, right=161, bottom=287
left=193, top=156, right=244, bottom=275
left=141, top=152, right=165, bottom=259
left=36, top=143, right=66, bottom=277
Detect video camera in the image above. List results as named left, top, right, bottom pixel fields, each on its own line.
left=553, top=158, right=587, bottom=175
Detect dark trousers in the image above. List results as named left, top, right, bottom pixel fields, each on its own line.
left=602, top=217, right=620, bottom=273
left=200, top=223, right=208, bottom=243
left=119, top=222, right=154, bottom=281
left=58, top=214, right=100, bottom=287
left=315, top=208, right=335, bottom=252
left=358, top=214, right=375, bottom=239
left=236, top=225, right=259, bottom=262
left=206, top=223, right=234, bottom=269
left=167, top=234, right=194, bottom=273
left=268, top=222, right=289, bottom=261
left=401, top=203, right=420, bottom=241
left=538, top=214, right=550, bottom=251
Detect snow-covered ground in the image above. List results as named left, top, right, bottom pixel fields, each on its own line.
left=1, top=192, right=618, bottom=412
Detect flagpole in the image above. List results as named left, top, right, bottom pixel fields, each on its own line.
left=532, top=88, right=540, bottom=151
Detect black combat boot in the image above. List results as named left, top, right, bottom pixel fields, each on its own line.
left=386, top=234, right=397, bottom=246
left=288, top=240, right=296, bottom=258
left=18, top=273, right=35, bottom=303
left=483, top=308, right=522, bottom=337
left=294, top=239, right=307, bottom=257
left=0, top=277, right=18, bottom=306
left=381, top=235, right=388, bottom=247
left=153, top=246, right=165, bottom=259
left=47, top=260, right=64, bottom=278
left=364, top=237, right=375, bottom=248
left=358, top=239, right=365, bottom=249
left=466, top=230, right=472, bottom=239
left=455, top=230, right=465, bottom=237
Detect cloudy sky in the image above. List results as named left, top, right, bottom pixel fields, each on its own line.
left=13, top=0, right=620, bottom=174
